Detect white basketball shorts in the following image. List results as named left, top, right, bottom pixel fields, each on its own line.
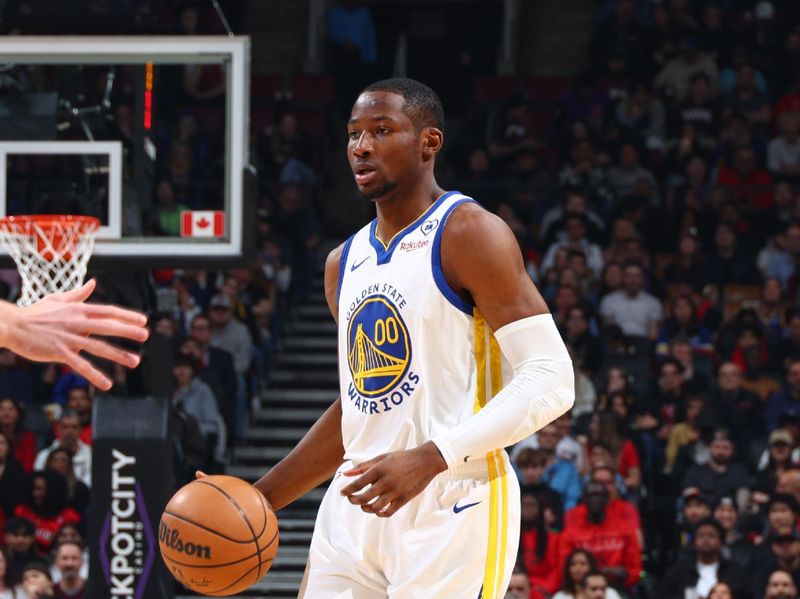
left=299, top=451, right=520, bottom=599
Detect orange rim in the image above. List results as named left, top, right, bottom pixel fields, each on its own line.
left=0, top=214, right=101, bottom=230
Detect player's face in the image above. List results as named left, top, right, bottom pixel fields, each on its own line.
left=347, top=91, right=420, bottom=201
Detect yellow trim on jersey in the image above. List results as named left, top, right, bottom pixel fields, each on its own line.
left=484, top=451, right=500, bottom=599
left=473, top=312, right=487, bottom=412
left=487, top=334, right=509, bottom=598
left=473, top=312, right=510, bottom=599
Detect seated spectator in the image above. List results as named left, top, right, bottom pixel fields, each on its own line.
left=675, top=489, right=713, bottom=553
left=504, top=563, right=531, bottom=599
left=612, top=82, right=666, bottom=150
left=764, top=222, right=800, bottom=291
left=709, top=362, right=764, bottom=453
left=682, top=429, right=752, bottom=512
left=541, top=214, right=604, bottom=279
left=654, top=36, right=718, bottom=101
left=49, top=524, right=87, bottom=585
left=529, top=424, right=581, bottom=511
left=562, top=305, right=603, bottom=381
left=741, top=342, right=781, bottom=402
left=43, top=449, right=88, bottom=516
left=599, top=262, right=663, bottom=340
left=669, top=336, right=712, bottom=393
left=21, top=561, right=54, bottom=599
left=558, top=482, right=641, bottom=591
left=583, top=571, right=620, bottom=599
left=34, top=412, right=91, bottom=488
left=656, top=294, right=715, bottom=357
left=540, top=189, right=606, bottom=248
left=0, top=431, right=26, bottom=519
left=209, top=293, right=252, bottom=441
left=757, top=429, right=798, bottom=491
left=723, top=63, right=772, bottom=135
left=257, top=112, right=315, bottom=186
left=487, top=93, right=542, bottom=172
left=0, top=545, right=23, bottom=599
left=607, top=143, right=659, bottom=206
left=666, top=395, right=707, bottom=473
left=150, top=180, right=189, bottom=236
left=173, top=354, right=226, bottom=468
left=0, top=397, right=35, bottom=472
left=716, top=146, right=774, bottom=211
left=663, top=229, right=709, bottom=292
left=670, top=72, right=721, bottom=140
left=52, top=541, right=84, bottom=599
left=705, top=222, right=761, bottom=286
left=763, top=494, right=800, bottom=540
left=4, top=517, right=37, bottom=580
left=587, top=413, right=641, bottom=494
left=53, top=387, right=92, bottom=446
left=519, top=488, right=560, bottom=598
left=658, top=518, right=749, bottom=599
left=713, top=496, right=752, bottom=567
left=14, top=471, right=80, bottom=555
left=568, top=465, right=641, bottom=541
left=775, top=311, right=800, bottom=372
left=513, top=448, right=564, bottom=528
left=553, top=549, right=622, bottom=599
left=763, top=568, right=798, bottom=599
left=768, top=111, right=800, bottom=180
left=751, top=529, right=800, bottom=596
left=513, top=407, right=584, bottom=472
left=767, top=358, right=800, bottom=432
left=557, top=139, right=614, bottom=213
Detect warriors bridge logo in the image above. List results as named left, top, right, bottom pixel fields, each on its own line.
left=347, top=295, right=411, bottom=397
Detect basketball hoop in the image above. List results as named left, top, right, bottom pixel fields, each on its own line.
left=0, top=215, right=100, bottom=306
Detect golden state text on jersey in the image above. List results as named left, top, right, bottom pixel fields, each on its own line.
left=345, top=289, right=419, bottom=414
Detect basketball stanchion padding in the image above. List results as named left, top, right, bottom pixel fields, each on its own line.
left=0, top=214, right=100, bottom=305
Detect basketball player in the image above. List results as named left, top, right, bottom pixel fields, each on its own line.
left=211, top=78, right=574, bottom=598
left=0, top=279, right=148, bottom=390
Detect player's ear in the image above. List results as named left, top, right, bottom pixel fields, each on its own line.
left=420, top=127, right=443, bottom=162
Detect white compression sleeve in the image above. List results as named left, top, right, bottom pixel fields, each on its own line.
left=431, top=313, right=575, bottom=469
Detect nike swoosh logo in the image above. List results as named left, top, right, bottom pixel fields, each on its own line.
left=350, top=257, right=369, bottom=272
left=453, top=500, right=481, bottom=514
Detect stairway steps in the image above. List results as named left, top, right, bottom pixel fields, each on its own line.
left=286, top=320, right=337, bottom=336
left=277, top=353, right=338, bottom=367
left=252, top=406, right=327, bottom=424
left=283, top=336, right=339, bottom=351
left=268, top=369, right=339, bottom=387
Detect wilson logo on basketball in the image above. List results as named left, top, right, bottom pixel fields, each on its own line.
left=158, top=523, right=212, bottom=559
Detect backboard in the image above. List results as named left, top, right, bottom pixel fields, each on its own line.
left=0, top=36, right=253, bottom=267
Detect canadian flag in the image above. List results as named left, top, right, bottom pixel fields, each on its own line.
left=181, top=211, right=225, bottom=238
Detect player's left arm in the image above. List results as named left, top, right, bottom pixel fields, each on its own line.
left=342, top=204, right=575, bottom=516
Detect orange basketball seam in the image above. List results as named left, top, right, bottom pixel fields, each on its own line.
left=162, top=511, right=253, bottom=544
left=194, top=480, right=265, bottom=585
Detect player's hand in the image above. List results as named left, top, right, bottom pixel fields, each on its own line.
left=340, top=441, right=447, bottom=518
left=0, top=279, right=149, bottom=390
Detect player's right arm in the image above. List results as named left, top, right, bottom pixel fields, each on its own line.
left=250, top=245, right=346, bottom=510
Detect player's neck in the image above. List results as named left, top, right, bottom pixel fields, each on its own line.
left=373, top=183, right=445, bottom=243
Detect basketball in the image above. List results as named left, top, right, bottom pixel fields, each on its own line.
left=158, top=475, right=279, bottom=596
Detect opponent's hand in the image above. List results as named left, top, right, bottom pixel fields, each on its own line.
left=340, top=441, right=447, bottom=518
left=0, top=279, right=149, bottom=390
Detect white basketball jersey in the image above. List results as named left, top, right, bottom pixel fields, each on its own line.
left=336, top=191, right=512, bottom=464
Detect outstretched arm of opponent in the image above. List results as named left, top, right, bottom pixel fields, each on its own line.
left=249, top=245, right=346, bottom=510
left=342, top=203, right=574, bottom=516
left=0, top=279, right=149, bottom=390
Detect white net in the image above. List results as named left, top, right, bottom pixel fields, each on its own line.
left=0, top=216, right=100, bottom=306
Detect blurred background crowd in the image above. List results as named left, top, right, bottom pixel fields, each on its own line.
left=2, top=0, right=800, bottom=598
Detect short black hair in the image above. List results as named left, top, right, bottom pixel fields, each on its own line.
left=360, top=77, right=444, bottom=131
left=694, top=517, right=725, bottom=541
